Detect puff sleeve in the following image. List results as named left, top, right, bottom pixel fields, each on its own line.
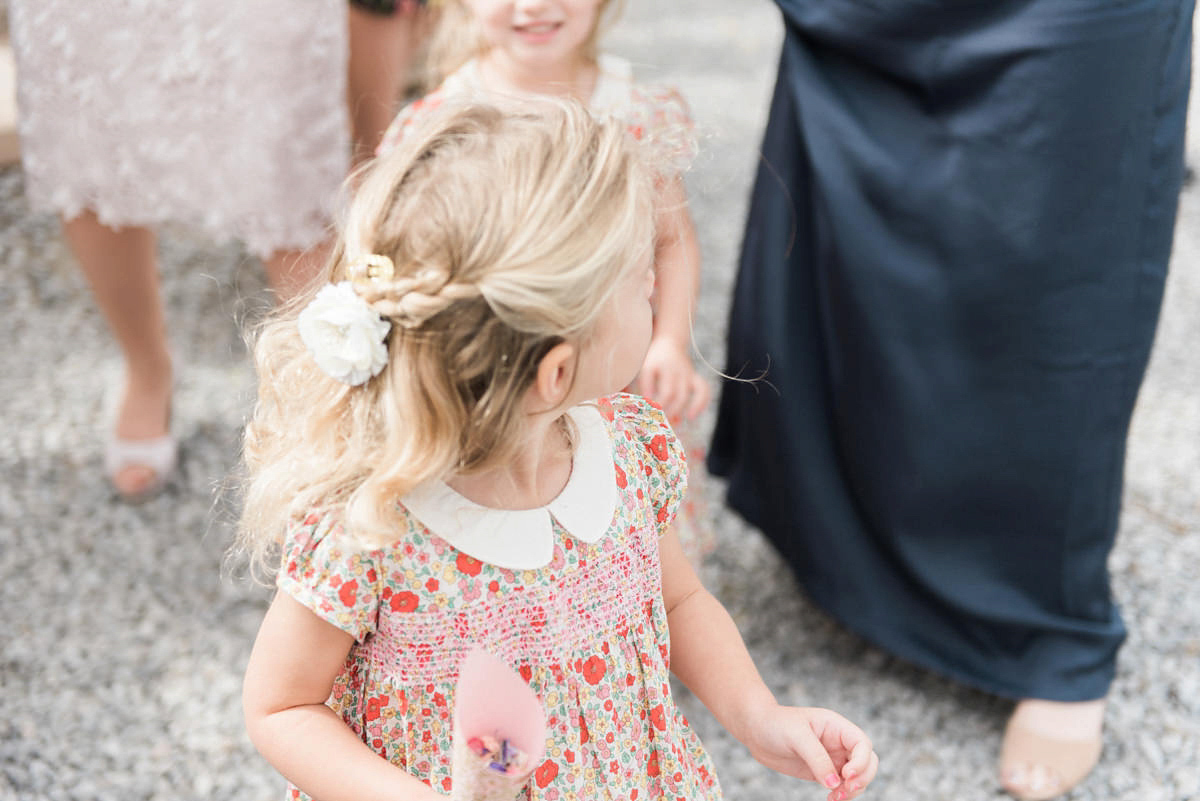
left=606, top=393, right=689, bottom=537
left=626, top=84, right=698, bottom=178
left=375, top=88, right=448, bottom=157
left=277, top=511, right=383, bottom=642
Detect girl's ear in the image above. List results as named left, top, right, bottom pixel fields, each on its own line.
left=530, top=342, right=578, bottom=411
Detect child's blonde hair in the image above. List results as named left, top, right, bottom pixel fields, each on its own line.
left=423, top=0, right=624, bottom=90
left=236, top=99, right=655, bottom=577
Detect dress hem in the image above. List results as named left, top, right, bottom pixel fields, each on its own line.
left=721, top=481, right=1117, bottom=703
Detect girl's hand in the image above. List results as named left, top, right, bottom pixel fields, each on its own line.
left=744, top=704, right=879, bottom=801
left=638, top=337, right=710, bottom=421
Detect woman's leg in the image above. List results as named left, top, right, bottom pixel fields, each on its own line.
left=347, top=1, right=423, bottom=166
left=62, top=212, right=172, bottom=497
left=263, top=242, right=330, bottom=303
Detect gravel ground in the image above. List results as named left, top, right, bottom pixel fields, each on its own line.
left=2, top=4, right=1198, bottom=801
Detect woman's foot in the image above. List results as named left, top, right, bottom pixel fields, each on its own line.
left=999, top=698, right=1106, bottom=800
left=106, top=367, right=175, bottom=501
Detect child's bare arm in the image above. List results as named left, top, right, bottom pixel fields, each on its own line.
left=659, top=528, right=879, bottom=800
left=641, top=177, right=709, bottom=421
left=243, top=593, right=443, bottom=801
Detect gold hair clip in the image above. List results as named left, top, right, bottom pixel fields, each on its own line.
left=349, top=253, right=396, bottom=285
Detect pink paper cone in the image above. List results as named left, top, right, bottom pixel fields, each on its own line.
left=450, top=650, right=547, bottom=801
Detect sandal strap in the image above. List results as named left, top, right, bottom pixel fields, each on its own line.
left=1000, top=722, right=1103, bottom=800
left=105, top=433, right=178, bottom=478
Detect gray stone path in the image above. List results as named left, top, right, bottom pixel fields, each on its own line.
left=1, top=4, right=1198, bottom=800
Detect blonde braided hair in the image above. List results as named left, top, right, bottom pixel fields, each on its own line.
left=357, top=269, right=480, bottom=329
left=235, top=98, right=655, bottom=577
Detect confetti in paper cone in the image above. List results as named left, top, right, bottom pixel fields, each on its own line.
left=450, top=650, right=547, bottom=801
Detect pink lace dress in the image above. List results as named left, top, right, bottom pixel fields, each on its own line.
left=279, top=394, right=721, bottom=801
left=8, top=0, right=348, bottom=257
left=378, top=56, right=717, bottom=563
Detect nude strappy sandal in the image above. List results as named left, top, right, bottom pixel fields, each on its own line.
left=999, top=718, right=1103, bottom=800
left=104, top=431, right=178, bottom=503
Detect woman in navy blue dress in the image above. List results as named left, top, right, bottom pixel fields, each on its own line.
left=709, top=2, right=1194, bottom=798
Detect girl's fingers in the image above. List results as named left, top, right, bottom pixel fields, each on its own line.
left=656, top=376, right=680, bottom=418
left=842, top=730, right=875, bottom=778
left=841, top=749, right=879, bottom=799
left=789, top=729, right=840, bottom=795
left=685, top=376, right=710, bottom=420
left=863, top=751, right=879, bottom=785
left=641, top=369, right=660, bottom=404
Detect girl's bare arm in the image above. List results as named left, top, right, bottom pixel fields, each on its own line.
left=243, top=592, right=443, bottom=801
left=660, top=528, right=878, bottom=799
left=641, top=178, right=709, bottom=420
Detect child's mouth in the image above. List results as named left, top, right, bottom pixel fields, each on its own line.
left=513, top=21, right=563, bottom=42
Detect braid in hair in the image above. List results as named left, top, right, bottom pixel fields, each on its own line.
left=363, top=271, right=480, bottom=329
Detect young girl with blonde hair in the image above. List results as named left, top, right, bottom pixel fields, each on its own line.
left=378, top=0, right=717, bottom=560
left=238, top=100, right=878, bottom=801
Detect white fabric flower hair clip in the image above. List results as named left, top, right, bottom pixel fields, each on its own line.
left=297, top=255, right=395, bottom=387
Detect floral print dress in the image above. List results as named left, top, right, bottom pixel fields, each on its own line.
left=279, top=394, right=721, bottom=801
left=378, top=54, right=697, bottom=173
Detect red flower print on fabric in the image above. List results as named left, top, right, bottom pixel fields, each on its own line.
left=647, top=751, right=661, bottom=777
left=389, top=591, right=419, bottom=613
left=646, top=435, right=669, bottom=461
left=649, top=704, right=667, bottom=731
left=597, top=397, right=615, bottom=421
left=535, top=759, right=559, bottom=788
left=615, top=464, right=628, bottom=489
left=529, top=605, right=547, bottom=632
left=338, top=579, right=358, bottom=607
left=582, top=655, right=607, bottom=685
left=456, top=552, right=483, bottom=576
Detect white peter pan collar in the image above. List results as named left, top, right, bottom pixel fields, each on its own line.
left=400, top=404, right=617, bottom=570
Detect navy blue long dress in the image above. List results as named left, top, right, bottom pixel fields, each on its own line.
left=709, top=0, right=1194, bottom=701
